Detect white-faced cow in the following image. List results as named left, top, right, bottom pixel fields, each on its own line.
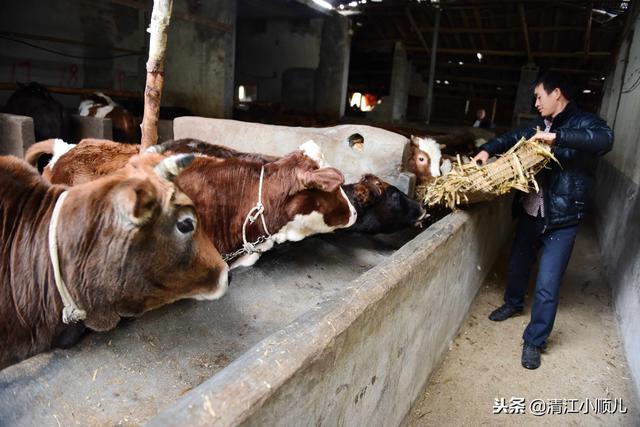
left=26, top=138, right=357, bottom=269
left=407, top=135, right=453, bottom=186
left=0, top=151, right=229, bottom=369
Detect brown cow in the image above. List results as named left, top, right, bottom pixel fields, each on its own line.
left=79, top=93, right=139, bottom=144
left=26, top=138, right=357, bottom=269
left=158, top=139, right=429, bottom=234
left=0, top=152, right=228, bottom=369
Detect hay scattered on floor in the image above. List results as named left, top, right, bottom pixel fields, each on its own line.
left=418, top=137, right=559, bottom=209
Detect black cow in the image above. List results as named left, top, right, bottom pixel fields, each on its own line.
left=343, top=174, right=428, bottom=234
left=3, top=82, right=70, bottom=141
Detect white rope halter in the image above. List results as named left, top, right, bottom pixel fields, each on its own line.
left=241, top=166, right=271, bottom=252
left=222, top=166, right=272, bottom=262
left=48, top=191, right=87, bottom=324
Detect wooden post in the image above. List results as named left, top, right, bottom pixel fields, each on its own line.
left=140, top=0, right=173, bottom=150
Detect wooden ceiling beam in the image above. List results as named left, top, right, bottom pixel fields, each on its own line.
left=405, top=7, right=431, bottom=55
left=441, top=8, right=463, bottom=50
left=552, top=8, right=561, bottom=52
left=472, top=7, right=489, bottom=50
left=432, top=85, right=516, bottom=97
left=430, top=74, right=519, bottom=86
left=404, top=46, right=611, bottom=58
left=584, top=1, right=594, bottom=54
left=361, top=25, right=602, bottom=36
left=518, top=3, right=533, bottom=62
left=393, top=16, right=409, bottom=43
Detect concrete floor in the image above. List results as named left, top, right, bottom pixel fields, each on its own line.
left=407, top=222, right=638, bottom=426
left=0, top=229, right=419, bottom=426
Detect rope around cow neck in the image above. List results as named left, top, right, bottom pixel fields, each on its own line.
left=223, top=166, right=272, bottom=262
left=48, top=191, right=87, bottom=324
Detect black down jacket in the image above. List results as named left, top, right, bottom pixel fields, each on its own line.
left=479, top=102, right=613, bottom=229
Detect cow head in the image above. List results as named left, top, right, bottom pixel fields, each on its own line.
left=344, top=174, right=428, bottom=234
left=58, top=152, right=229, bottom=331
left=407, top=136, right=450, bottom=185
left=262, top=141, right=357, bottom=244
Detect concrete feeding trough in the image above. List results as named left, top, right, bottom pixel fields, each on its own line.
left=0, top=119, right=514, bottom=425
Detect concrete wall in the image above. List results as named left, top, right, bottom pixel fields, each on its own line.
left=148, top=198, right=513, bottom=426
left=173, top=117, right=412, bottom=191
left=163, top=0, right=236, bottom=118
left=0, top=0, right=235, bottom=117
left=593, top=8, right=640, bottom=401
left=235, top=18, right=323, bottom=105
left=0, top=0, right=143, bottom=109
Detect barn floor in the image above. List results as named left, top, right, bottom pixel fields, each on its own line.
left=0, top=229, right=420, bottom=426
left=407, top=222, right=638, bottom=426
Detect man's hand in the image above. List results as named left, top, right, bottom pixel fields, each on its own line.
left=472, top=150, right=490, bottom=166
left=534, top=130, right=556, bottom=146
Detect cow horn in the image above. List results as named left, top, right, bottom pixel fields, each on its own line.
left=154, top=154, right=194, bottom=181
left=144, top=144, right=166, bottom=154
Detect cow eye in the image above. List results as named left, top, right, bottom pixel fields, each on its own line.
left=177, top=218, right=194, bottom=234
left=176, top=209, right=197, bottom=234
left=418, top=156, right=425, bottom=162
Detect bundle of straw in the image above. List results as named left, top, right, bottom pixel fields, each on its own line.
left=418, top=136, right=559, bottom=209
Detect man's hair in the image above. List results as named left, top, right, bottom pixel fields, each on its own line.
left=534, top=71, right=574, bottom=101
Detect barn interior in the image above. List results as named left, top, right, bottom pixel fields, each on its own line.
left=0, top=0, right=639, bottom=425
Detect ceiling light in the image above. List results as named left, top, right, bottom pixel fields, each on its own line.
left=312, top=0, right=333, bottom=9
left=444, top=80, right=450, bottom=85
left=583, top=89, right=592, bottom=94
left=349, top=1, right=358, bottom=6
left=458, top=61, right=464, bottom=65
left=476, top=52, right=483, bottom=62
left=436, top=80, right=441, bottom=84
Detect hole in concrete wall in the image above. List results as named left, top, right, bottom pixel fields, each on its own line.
left=348, top=133, right=365, bottom=151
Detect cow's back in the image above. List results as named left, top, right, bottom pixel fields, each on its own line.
left=48, top=140, right=138, bottom=185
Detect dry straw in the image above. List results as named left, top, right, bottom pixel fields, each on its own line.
left=418, top=136, right=559, bottom=209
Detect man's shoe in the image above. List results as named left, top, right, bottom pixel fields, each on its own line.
left=521, top=343, right=541, bottom=369
left=488, top=304, right=522, bottom=321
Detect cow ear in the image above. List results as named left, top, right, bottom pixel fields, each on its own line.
left=298, top=167, right=344, bottom=192
left=410, top=135, right=420, bottom=146
left=117, top=179, right=160, bottom=226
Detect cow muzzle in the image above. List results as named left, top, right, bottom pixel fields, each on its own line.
left=192, top=264, right=230, bottom=301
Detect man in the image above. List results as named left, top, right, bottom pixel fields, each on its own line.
left=472, top=108, right=494, bottom=129
left=472, top=71, right=613, bottom=369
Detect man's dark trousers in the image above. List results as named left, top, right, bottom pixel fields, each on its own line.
left=504, top=213, right=579, bottom=348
